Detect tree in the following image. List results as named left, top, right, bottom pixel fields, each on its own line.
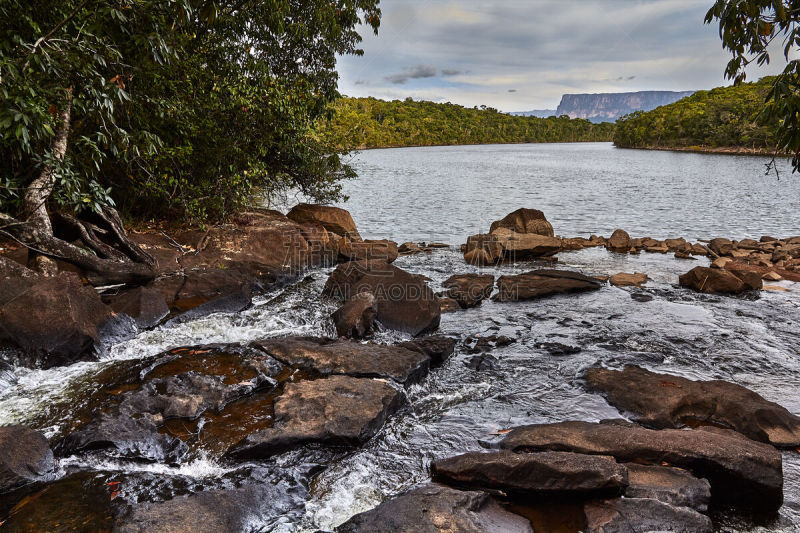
left=705, top=0, right=800, bottom=169
left=0, top=0, right=380, bottom=283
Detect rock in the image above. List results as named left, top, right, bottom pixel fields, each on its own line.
left=764, top=285, right=790, bottom=292
left=398, top=336, right=457, bottom=367
left=665, top=237, right=688, bottom=251
left=336, top=483, right=534, bottom=533
left=464, top=248, right=494, bottom=266
left=679, top=266, right=762, bottom=294
left=609, top=272, right=648, bottom=287
left=442, top=274, right=495, bottom=308
left=464, top=234, right=504, bottom=265
left=494, top=269, right=602, bottom=302
left=399, top=242, right=423, bottom=254
left=286, top=203, right=361, bottom=239
left=499, top=420, right=783, bottom=512
left=491, top=228, right=562, bottom=259
left=536, top=342, right=581, bottom=355
left=227, top=375, right=405, bottom=459
left=439, top=296, right=461, bottom=312
left=164, top=284, right=252, bottom=326
left=339, top=238, right=399, bottom=263
left=624, top=463, right=711, bottom=512
left=0, top=272, right=113, bottom=368
left=763, top=271, right=783, bottom=281
left=323, top=260, right=441, bottom=336
left=605, top=229, right=632, bottom=253
left=675, top=250, right=696, bottom=260
left=761, top=236, right=778, bottom=242
left=585, top=365, right=800, bottom=447
left=711, top=257, right=732, bottom=269
left=331, top=293, right=377, bottom=339
left=691, top=243, right=710, bottom=256
left=583, top=498, right=712, bottom=533
left=0, top=426, right=55, bottom=493
left=104, top=287, right=169, bottom=329
left=489, top=208, right=554, bottom=237
left=464, top=334, right=516, bottom=354
left=431, top=451, right=628, bottom=499
left=631, top=292, right=654, bottom=302
left=253, top=337, right=430, bottom=385
left=709, top=238, right=734, bottom=256
left=466, top=353, right=499, bottom=371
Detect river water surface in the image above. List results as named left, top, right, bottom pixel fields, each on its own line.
left=1, top=142, right=799, bottom=532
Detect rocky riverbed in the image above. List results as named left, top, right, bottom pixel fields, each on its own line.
left=0, top=205, right=799, bottom=532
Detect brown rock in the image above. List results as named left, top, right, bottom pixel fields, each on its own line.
left=331, top=293, right=377, bottom=338
left=709, top=238, right=734, bottom=256
left=762, top=271, right=783, bottom=281
left=584, top=498, right=712, bottom=533
left=691, top=243, right=709, bottom=256
left=286, top=203, right=361, bottom=239
left=464, top=248, right=493, bottom=266
left=439, top=296, right=461, bottom=312
left=442, top=274, right=495, bottom=308
left=605, top=229, right=632, bottom=253
left=489, top=208, right=554, bottom=237
left=711, top=257, right=732, bottom=269
left=609, top=272, right=648, bottom=287
left=494, top=269, right=602, bottom=302
left=624, top=463, right=711, bottom=512
left=399, top=242, right=423, bottom=254
left=0, top=426, right=55, bottom=492
left=465, top=234, right=504, bottom=264
left=664, top=238, right=688, bottom=251
left=339, top=238, right=399, bottom=264
left=492, top=228, right=562, bottom=259
left=104, top=286, right=169, bottom=329
left=678, top=266, right=762, bottom=294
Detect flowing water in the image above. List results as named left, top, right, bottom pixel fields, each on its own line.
left=1, top=142, right=799, bottom=532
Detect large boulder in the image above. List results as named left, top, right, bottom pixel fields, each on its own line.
left=494, top=269, right=602, bottom=302
left=323, top=260, right=441, bottom=336
left=336, top=483, right=533, bottom=533
left=500, top=420, right=783, bottom=512
left=0, top=272, right=113, bottom=368
left=252, top=336, right=431, bottom=385
left=431, top=451, right=628, bottom=499
left=491, top=228, right=561, bottom=259
left=104, top=286, right=170, bottom=329
left=441, top=274, right=495, bottom=308
left=464, top=234, right=504, bottom=265
left=331, top=293, right=377, bottom=339
left=0, top=426, right=55, bottom=493
left=605, top=229, right=632, bottom=253
left=624, top=463, right=711, bottom=512
left=585, top=365, right=800, bottom=448
left=286, top=203, right=361, bottom=240
left=583, top=498, right=712, bottom=533
left=679, top=266, right=762, bottom=294
left=226, top=375, right=405, bottom=459
left=489, top=208, right=554, bottom=237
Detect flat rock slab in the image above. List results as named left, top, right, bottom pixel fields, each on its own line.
left=398, top=336, right=457, bottom=367
left=584, top=498, right=712, bottom=533
left=336, top=483, right=533, bottom=533
left=431, top=451, right=628, bottom=499
left=499, top=420, right=783, bottom=512
left=625, top=463, right=711, bottom=512
left=253, top=336, right=430, bottom=385
left=227, top=375, right=405, bottom=459
left=585, top=365, right=800, bottom=448
left=0, top=425, right=55, bottom=492
left=442, top=274, right=495, bottom=308
left=494, top=269, right=602, bottom=302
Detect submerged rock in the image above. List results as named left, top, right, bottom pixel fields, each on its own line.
left=494, top=269, right=602, bottom=302
left=585, top=365, right=800, bottom=448
left=431, top=451, right=628, bottom=499
left=253, top=336, right=430, bottom=385
left=336, top=483, right=534, bottom=533
left=331, top=293, right=377, bottom=339
left=441, top=274, right=495, bottom=308
left=500, top=420, right=783, bottom=512
left=679, top=266, right=762, bottom=294
left=624, top=463, right=711, bottom=512
left=489, top=208, right=554, bottom=237
left=583, top=497, right=712, bottom=533
left=226, top=375, right=405, bottom=459
left=0, top=426, right=55, bottom=493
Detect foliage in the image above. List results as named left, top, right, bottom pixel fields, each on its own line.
left=613, top=77, right=779, bottom=150
left=318, top=97, right=616, bottom=150
left=0, top=0, right=380, bottom=223
left=705, top=0, right=800, bottom=169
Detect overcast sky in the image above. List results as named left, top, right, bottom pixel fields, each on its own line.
left=336, top=0, right=789, bottom=112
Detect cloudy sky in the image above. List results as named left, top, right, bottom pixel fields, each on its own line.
left=336, top=0, right=789, bottom=112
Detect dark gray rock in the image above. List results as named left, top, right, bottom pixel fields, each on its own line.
left=624, top=463, right=711, bottom=512
left=431, top=451, right=628, bottom=499
left=0, top=425, right=55, bottom=492
left=584, top=498, right=712, bottom=533
left=336, top=483, right=533, bottom=533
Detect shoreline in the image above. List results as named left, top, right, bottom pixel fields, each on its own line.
left=614, top=144, right=785, bottom=157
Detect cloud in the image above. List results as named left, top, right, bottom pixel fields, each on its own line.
left=385, top=64, right=438, bottom=84
left=508, top=89, right=517, bottom=93
left=441, top=68, right=462, bottom=76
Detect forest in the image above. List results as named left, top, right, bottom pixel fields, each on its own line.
left=613, top=77, right=779, bottom=152
left=319, top=97, right=616, bottom=150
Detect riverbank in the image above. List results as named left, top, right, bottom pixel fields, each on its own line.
left=614, top=144, right=783, bottom=157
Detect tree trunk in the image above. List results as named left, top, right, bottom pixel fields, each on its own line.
left=23, top=88, right=72, bottom=275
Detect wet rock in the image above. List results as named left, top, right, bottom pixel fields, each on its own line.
left=165, top=284, right=252, bottom=326
left=399, top=242, right=423, bottom=254
left=609, top=272, right=648, bottom=287
left=431, top=451, right=628, bottom=499
left=624, top=463, right=711, bottom=512
left=491, top=228, right=562, bottom=259
left=338, top=238, right=399, bottom=263
left=439, top=296, right=461, bottom=312
left=398, top=336, right=457, bottom=367
left=464, top=334, right=516, bottom=354
left=331, top=292, right=377, bottom=338
left=585, top=365, right=800, bottom=448
left=464, top=234, right=504, bottom=265
left=286, top=203, right=361, bottom=240
left=104, top=286, right=169, bottom=329
left=536, top=342, right=581, bottom=356
left=494, top=269, right=602, bottom=302
left=605, top=229, right=632, bottom=253
left=583, top=498, right=712, bottom=533
left=709, top=238, right=734, bottom=256
left=227, top=375, right=405, bottom=459
left=675, top=250, right=696, bottom=260
left=466, top=353, right=499, bottom=371
left=442, top=274, right=495, bottom=308
left=679, top=266, right=762, bottom=294
left=691, top=243, right=710, bottom=256
left=499, top=420, right=783, bottom=512
left=0, top=426, right=55, bottom=492
left=665, top=237, right=689, bottom=251
left=253, top=336, right=430, bottom=385
left=336, top=483, right=534, bottom=533
left=0, top=272, right=113, bottom=368
left=489, top=208, right=555, bottom=237
left=323, top=260, right=441, bottom=336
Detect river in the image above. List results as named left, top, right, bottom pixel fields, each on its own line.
left=0, top=142, right=798, bottom=532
